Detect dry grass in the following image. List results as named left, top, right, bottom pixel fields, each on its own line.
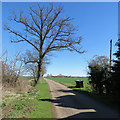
left=15, top=79, right=32, bottom=93
left=2, top=78, right=33, bottom=118
left=2, top=79, right=32, bottom=97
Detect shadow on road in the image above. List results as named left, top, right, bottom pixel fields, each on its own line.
left=39, top=88, right=120, bottom=119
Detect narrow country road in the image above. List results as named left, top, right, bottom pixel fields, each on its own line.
left=44, top=78, right=120, bottom=119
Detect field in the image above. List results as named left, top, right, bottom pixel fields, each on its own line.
left=2, top=78, right=53, bottom=118
left=47, top=77, right=120, bottom=111
left=19, top=76, right=34, bottom=81
left=47, top=77, right=92, bottom=92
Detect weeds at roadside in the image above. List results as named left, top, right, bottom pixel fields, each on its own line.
left=2, top=93, right=35, bottom=118
left=2, top=78, right=52, bottom=118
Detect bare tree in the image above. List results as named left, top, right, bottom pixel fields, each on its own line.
left=25, top=62, right=46, bottom=86
left=4, top=4, right=85, bottom=84
left=25, top=63, right=37, bottom=86
left=2, top=52, right=23, bottom=86
left=20, top=49, right=49, bottom=84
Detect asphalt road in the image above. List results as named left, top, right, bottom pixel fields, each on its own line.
left=44, top=78, right=120, bottom=119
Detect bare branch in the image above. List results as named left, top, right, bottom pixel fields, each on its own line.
left=42, top=7, right=62, bottom=42
left=25, top=60, right=38, bottom=64
left=29, top=9, right=41, bottom=30
left=11, top=39, right=24, bottom=43
left=43, top=6, right=53, bottom=22
left=13, top=12, right=41, bottom=37
left=24, top=27, right=40, bottom=38
left=5, top=25, right=40, bottom=52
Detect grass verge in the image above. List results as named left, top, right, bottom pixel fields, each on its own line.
left=2, top=78, right=53, bottom=118
left=29, top=78, right=52, bottom=118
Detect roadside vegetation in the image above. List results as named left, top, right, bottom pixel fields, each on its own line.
left=2, top=78, right=52, bottom=118
left=1, top=49, right=52, bottom=119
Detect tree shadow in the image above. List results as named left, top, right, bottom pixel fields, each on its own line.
left=68, top=86, right=76, bottom=88
left=64, top=87, right=120, bottom=112
left=40, top=98, right=54, bottom=102
left=39, top=89, right=120, bottom=119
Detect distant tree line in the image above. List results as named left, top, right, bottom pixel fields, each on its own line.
left=46, top=74, right=87, bottom=78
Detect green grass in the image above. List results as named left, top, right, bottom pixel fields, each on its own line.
left=47, top=77, right=92, bottom=92
left=2, top=78, right=53, bottom=118
left=3, top=96, right=34, bottom=118
left=19, top=76, right=34, bottom=81
left=29, top=78, right=52, bottom=118
left=47, top=77, right=120, bottom=112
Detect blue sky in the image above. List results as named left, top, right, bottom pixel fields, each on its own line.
left=2, top=2, right=118, bottom=76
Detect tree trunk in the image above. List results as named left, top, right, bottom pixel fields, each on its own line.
left=39, top=70, right=42, bottom=84
left=36, top=60, right=42, bottom=84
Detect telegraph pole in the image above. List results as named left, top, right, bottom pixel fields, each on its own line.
left=110, top=40, right=112, bottom=72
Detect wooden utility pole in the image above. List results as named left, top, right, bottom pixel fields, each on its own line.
left=110, top=40, right=112, bottom=72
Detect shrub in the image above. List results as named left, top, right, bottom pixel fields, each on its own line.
left=111, top=39, right=120, bottom=97
left=13, top=104, right=24, bottom=110
left=1, top=52, right=23, bottom=87
left=88, top=55, right=111, bottom=94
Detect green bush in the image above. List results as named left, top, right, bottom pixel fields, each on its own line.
left=111, top=39, right=120, bottom=97
left=13, top=104, right=24, bottom=110
left=2, top=102, right=6, bottom=107
left=88, top=55, right=111, bottom=94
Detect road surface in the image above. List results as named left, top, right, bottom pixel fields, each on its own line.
left=44, top=78, right=120, bottom=119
